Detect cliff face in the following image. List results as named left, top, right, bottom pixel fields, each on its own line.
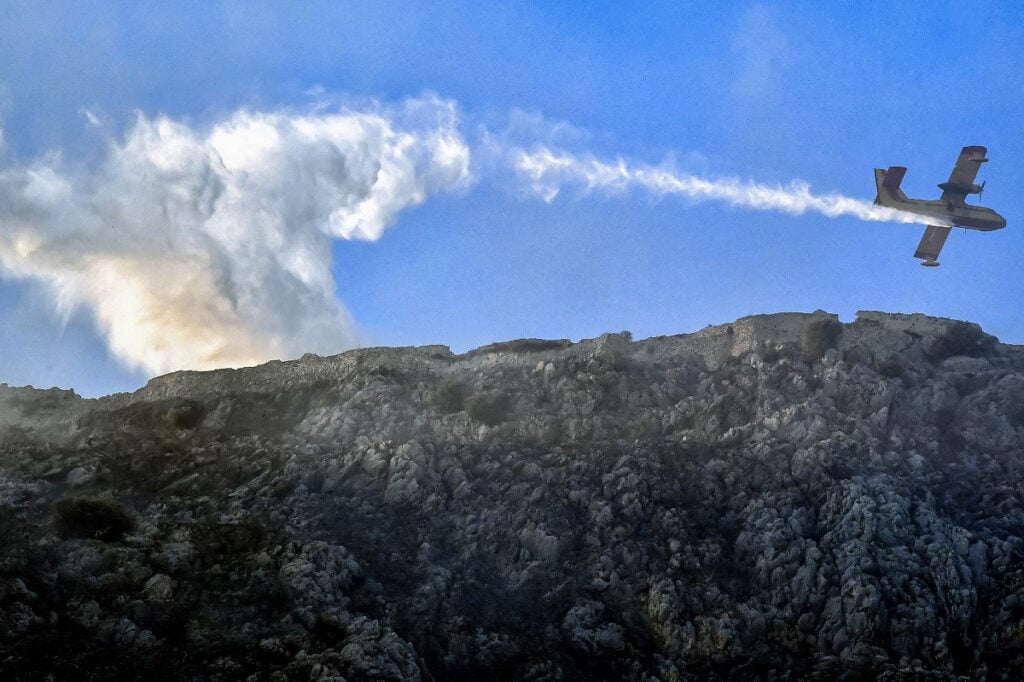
left=2, top=310, right=1024, bottom=680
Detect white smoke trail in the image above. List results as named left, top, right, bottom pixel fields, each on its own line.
left=0, top=100, right=939, bottom=379
left=515, top=146, right=941, bottom=226
left=0, top=97, right=471, bottom=375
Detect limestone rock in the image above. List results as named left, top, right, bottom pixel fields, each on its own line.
left=1, top=311, right=1023, bottom=679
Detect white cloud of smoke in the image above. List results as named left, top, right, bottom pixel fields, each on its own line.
left=0, top=96, right=932, bottom=381
left=515, top=146, right=937, bottom=226
left=0, top=97, right=471, bottom=375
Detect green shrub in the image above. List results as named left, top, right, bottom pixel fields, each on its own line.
left=874, top=353, right=904, bottom=378
left=164, top=400, right=205, bottom=430
left=369, top=363, right=399, bottom=380
left=431, top=380, right=465, bottom=414
left=192, top=518, right=270, bottom=560
left=755, top=342, right=782, bottom=364
left=926, top=321, right=995, bottom=361
left=52, top=496, right=136, bottom=542
left=802, top=318, right=844, bottom=361
left=466, top=391, right=510, bottom=426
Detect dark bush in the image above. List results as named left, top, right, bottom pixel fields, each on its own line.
left=802, top=318, right=844, bottom=361
left=755, top=342, right=793, bottom=364
left=164, top=400, right=205, bottom=430
left=875, top=353, right=904, bottom=378
left=756, top=345, right=780, bottom=364
left=369, top=363, right=399, bottom=380
left=926, top=321, right=995, bottom=361
left=466, top=391, right=511, bottom=426
left=192, top=518, right=270, bottom=561
left=52, top=496, right=136, bottom=542
left=432, top=380, right=465, bottom=414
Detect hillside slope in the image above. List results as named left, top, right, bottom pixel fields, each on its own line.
left=2, top=310, right=1024, bottom=680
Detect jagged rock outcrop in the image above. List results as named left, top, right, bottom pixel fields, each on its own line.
left=2, top=310, right=1024, bottom=680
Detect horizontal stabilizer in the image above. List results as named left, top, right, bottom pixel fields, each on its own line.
left=914, top=225, right=951, bottom=266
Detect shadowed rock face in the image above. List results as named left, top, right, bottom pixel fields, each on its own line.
left=2, top=310, right=1024, bottom=680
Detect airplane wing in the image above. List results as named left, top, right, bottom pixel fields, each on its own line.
left=914, top=225, right=952, bottom=266
left=939, top=145, right=988, bottom=207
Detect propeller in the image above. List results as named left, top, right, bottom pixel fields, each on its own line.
left=978, top=180, right=986, bottom=200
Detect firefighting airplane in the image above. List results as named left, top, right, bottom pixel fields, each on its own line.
left=873, top=145, right=1006, bottom=266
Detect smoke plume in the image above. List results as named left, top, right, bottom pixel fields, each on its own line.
left=0, top=98, right=471, bottom=375
left=515, top=146, right=939, bottom=226
left=0, top=100, right=933, bottom=380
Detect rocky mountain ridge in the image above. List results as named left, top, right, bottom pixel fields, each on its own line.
left=2, top=310, right=1024, bottom=680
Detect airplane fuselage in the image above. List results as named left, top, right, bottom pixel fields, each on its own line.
left=890, top=198, right=1007, bottom=231
left=873, top=147, right=1005, bottom=265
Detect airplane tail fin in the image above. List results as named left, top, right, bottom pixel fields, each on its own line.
left=873, top=166, right=910, bottom=206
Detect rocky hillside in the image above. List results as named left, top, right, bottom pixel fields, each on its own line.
left=2, top=310, right=1024, bottom=680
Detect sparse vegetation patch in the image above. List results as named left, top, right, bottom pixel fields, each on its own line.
left=926, top=320, right=995, bottom=360
left=802, top=317, right=844, bottom=361
left=52, top=496, right=136, bottom=542
left=466, top=390, right=511, bottom=426
left=431, top=380, right=465, bottom=414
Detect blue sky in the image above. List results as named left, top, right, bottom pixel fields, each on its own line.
left=1, top=1, right=1022, bottom=397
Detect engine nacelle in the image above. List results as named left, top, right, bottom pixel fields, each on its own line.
left=937, top=181, right=983, bottom=195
